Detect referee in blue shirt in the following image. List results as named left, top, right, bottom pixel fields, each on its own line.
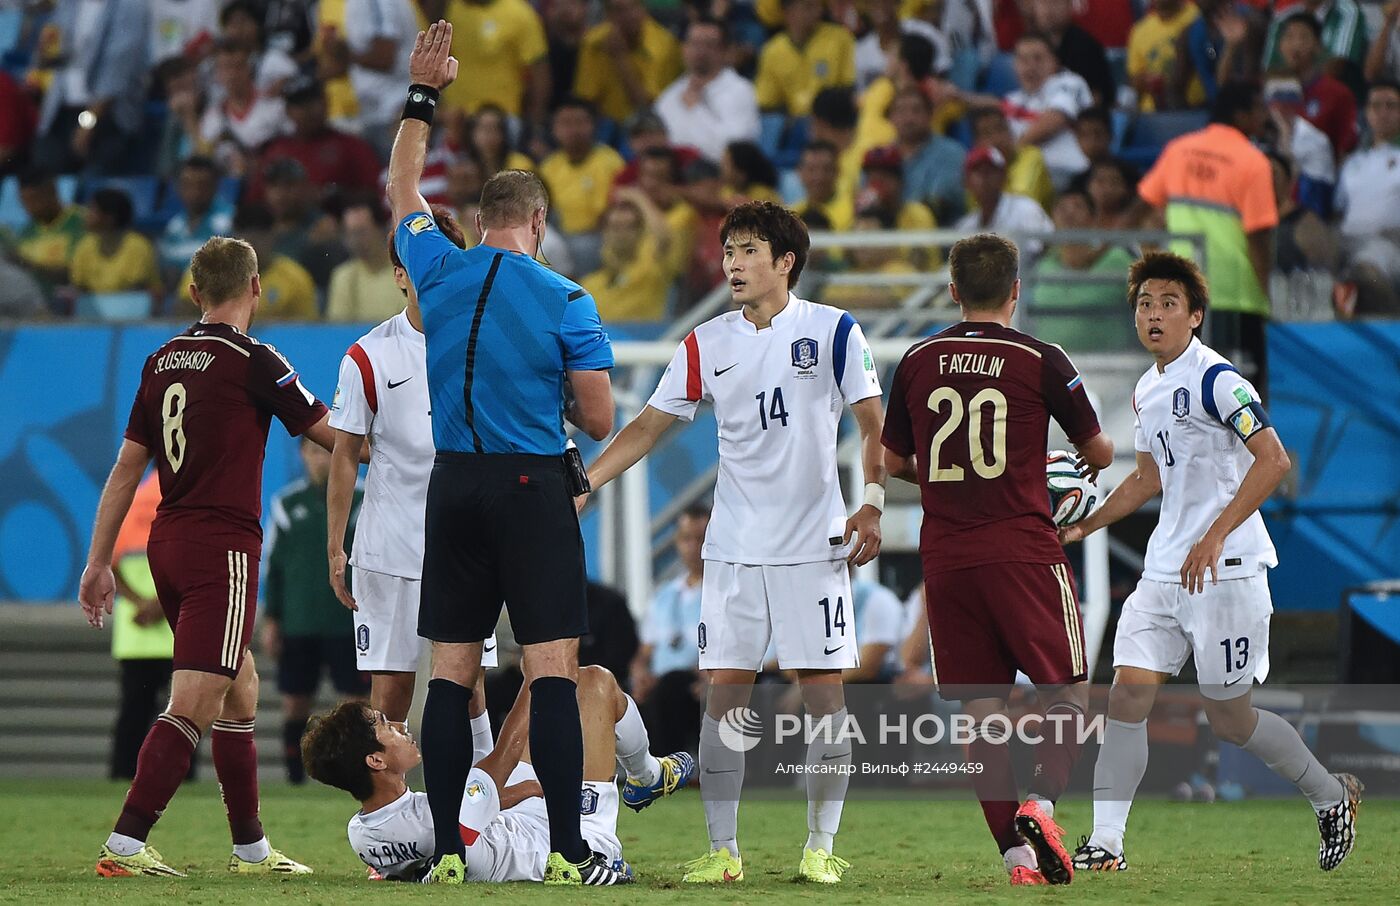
left=385, top=22, right=622, bottom=886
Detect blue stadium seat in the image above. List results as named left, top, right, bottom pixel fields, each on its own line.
left=759, top=112, right=787, bottom=165
left=1118, top=110, right=1209, bottom=169
left=777, top=168, right=803, bottom=205
left=76, top=292, right=153, bottom=321
left=0, top=175, right=24, bottom=232
left=979, top=52, right=1018, bottom=97
left=0, top=8, right=21, bottom=57
left=217, top=176, right=243, bottom=209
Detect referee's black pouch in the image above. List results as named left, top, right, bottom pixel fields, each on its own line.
left=564, top=440, right=591, bottom=496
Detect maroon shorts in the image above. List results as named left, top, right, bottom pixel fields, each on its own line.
left=922, top=560, right=1087, bottom=693
left=148, top=539, right=259, bottom=678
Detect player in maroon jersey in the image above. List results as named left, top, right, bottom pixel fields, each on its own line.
left=79, top=236, right=334, bottom=878
left=881, top=234, right=1114, bottom=888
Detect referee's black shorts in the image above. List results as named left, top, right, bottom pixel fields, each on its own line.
left=419, top=451, right=588, bottom=646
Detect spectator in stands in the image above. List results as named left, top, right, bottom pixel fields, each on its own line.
left=326, top=0, right=418, bottom=160
left=855, top=0, right=951, bottom=91
left=1263, top=78, right=1336, bottom=218
left=261, top=437, right=368, bottom=783
left=178, top=202, right=317, bottom=318
left=859, top=146, right=937, bottom=230
left=792, top=140, right=854, bottom=230
left=1084, top=158, right=1141, bottom=229
left=200, top=40, right=288, bottom=177
left=444, top=0, right=550, bottom=141
left=938, top=0, right=998, bottom=67
left=822, top=206, right=918, bottom=308
left=755, top=0, right=856, bottom=119
left=218, top=0, right=299, bottom=96
left=1180, top=0, right=1262, bottom=105
left=1073, top=106, right=1115, bottom=167
left=153, top=58, right=205, bottom=181
left=546, top=0, right=587, bottom=110
left=1138, top=80, right=1275, bottom=385
left=1126, top=0, right=1205, bottom=111
left=326, top=201, right=402, bottom=322
left=582, top=188, right=676, bottom=321
left=846, top=566, right=907, bottom=683
left=0, top=70, right=36, bottom=177
left=1335, top=80, right=1400, bottom=317
left=858, top=34, right=965, bottom=158
left=655, top=18, right=761, bottom=164
left=888, top=86, right=967, bottom=222
left=69, top=188, right=161, bottom=307
left=956, top=146, right=1055, bottom=251
left=10, top=170, right=85, bottom=292
left=1263, top=0, right=1368, bottom=79
left=675, top=157, right=728, bottom=297
left=575, top=0, right=682, bottom=126
left=720, top=141, right=782, bottom=205
left=1269, top=148, right=1341, bottom=319
left=445, top=156, right=488, bottom=213
left=961, top=32, right=1093, bottom=190
left=969, top=107, right=1055, bottom=212
left=261, top=157, right=348, bottom=289
left=256, top=76, right=382, bottom=203
left=539, top=98, right=625, bottom=272
left=158, top=156, right=234, bottom=285
left=1032, top=0, right=1115, bottom=106
left=1032, top=186, right=1138, bottom=350
left=465, top=104, right=535, bottom=175
left=631, top=503, right=709, bottom=757
left=32, top=0, right=149, bottom=176
left=613, top=109, right=701, bottom=188
left=580, top=580, right=640, bottom=686
left=1277, top=12, right=1358, bottom=158
left=250, top=0, right=316, bottom=63
left=634, top=146, right=698, bottom=281
left=809, top=86, right=869, bottom=209
left=1364, top=0, right=1400, bottom=85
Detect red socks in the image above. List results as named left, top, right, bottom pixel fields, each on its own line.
left=968, top=732, right=1022, bottom=853
left=212, top=718, right=264, bottom=845
left=114, top=713, right=200, bottom=841
left=1029, top=702, right=1085, bottom=804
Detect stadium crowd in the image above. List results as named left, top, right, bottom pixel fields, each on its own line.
left=1, top=0, right=1399, bottom=324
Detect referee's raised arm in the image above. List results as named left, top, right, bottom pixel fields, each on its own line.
left=386, top=21, right=456, bottom=226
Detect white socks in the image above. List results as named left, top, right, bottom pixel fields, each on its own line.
left=614, top=694, right=661, bottom=786
left=804, top=707, right=851, bottom=855
left=1089, top=717, right=1149, bottom=855
left=700, top=712, right=744, bottom=857
left=105, top=833, right=145, bottom=856
left=1242, top=708, right=1345, bottom=811
left=232, top=836, right=271, bottom=863
left=469, top=712, right=493, bottom=767
left=1003, top=843, right=1037, bottom=873
left=1027, top=794, right=1054, bottom=819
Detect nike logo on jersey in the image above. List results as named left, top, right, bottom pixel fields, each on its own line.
left=819, top=751, right=850, bottom=761
left=823, top=645, right=845, bottom=655
left=483, top=644, right=496, bottom=653
left=387, top=377, right=413, bottom=389
left=713, top=363, right=739, bottom=377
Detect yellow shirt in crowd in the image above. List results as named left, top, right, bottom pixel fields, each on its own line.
left=755, top=23, right=856, bottom=117
left=792, top=194, right=856, bottom=231
left=1127, top=3, right=1205, bottom=112
left=13, top=205, right=85, bottom=275
left=325, top=260, right=404, bottom=322
left=441, top=0, right=547, bottom=116
left=574, top=18, right=682, bottom=123
left=539, top=145, right=626, bottom=234
left=582, top=233, right=673, bottom=321
left=70, top=232, right=161, bottom=294
left=179, top=255, right=317, bottom=320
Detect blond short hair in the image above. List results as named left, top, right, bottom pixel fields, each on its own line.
left=479, top=170, right=549, bottom=229
left=190, top=236, right=258, bottom=307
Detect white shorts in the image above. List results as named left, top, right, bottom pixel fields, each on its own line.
left=1113, top=573, right=1272, bottom=700
left=352, top=567, right=497, bottom=672
left=699, top=559, right=858, bottom=671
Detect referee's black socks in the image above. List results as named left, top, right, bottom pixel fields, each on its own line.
left=422, top=677, right=474, bottom=862
left=530, top=676, right=590, bottom=863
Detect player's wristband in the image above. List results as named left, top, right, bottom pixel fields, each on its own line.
left=402, top=84, right=440, bottom=125
left=862, top=483, right=885, bottom=512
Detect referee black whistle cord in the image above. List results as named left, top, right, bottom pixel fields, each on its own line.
left=462, top=252, right=504, bottom=454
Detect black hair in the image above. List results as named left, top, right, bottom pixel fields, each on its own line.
left=811, top=87, right=858, bottom=131
left=554, top=95, right=599, bottom=120
left=180, top=155, right=220, bottom=177
left=1128, top=251, right=1210, bottom=331
left=91, top=188, right=134, bottom=230
left=719, top=201, right=811, bottom=285
left=1278, top=10, right=1322, bottom=42
left=1076, top=106, right=1112, bottom=129
left=725, top=141, right=778, bottom=189
left=898, top=33, right=935, bottom=80
left=301, top=703, right=382, bottom=802
left=684, top=15, right=729, bottom=43
left=1211, top=80, right=1263, bottom=126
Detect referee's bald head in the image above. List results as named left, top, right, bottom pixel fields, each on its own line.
left=479, top=170, right=549, bottom=229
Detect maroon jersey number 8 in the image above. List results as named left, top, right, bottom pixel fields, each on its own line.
left=162, top=382, right=189, bottom=473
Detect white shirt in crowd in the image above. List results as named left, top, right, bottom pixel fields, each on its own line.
left=149, top=0, right=220, bottom=65
left=655, top=68, right=762, bottom=164
left=1003, top=70, right=1093, bottom=189
left=1336, top=141, right=1400, bottom=238
left=344, top=0, right=420, bottom=128
left=648, top=295, right=881, bottom=565
left=62, top=0, right=108, bottom=106
left=854, top=20, right=951, bottom=90
left=1132, top=337, right=1277, bottom=584
left=955, top=191, right=1054, bottom=256
left=199, top=93, right=289, bottom=158
left=329, top=310, right=435, bottom=580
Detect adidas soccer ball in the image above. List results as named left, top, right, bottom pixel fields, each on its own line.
left=1046, top=450, right=1099, bottom=527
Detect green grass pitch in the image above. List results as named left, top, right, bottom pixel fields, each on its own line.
left=1, top=779, right=1394, bottom=905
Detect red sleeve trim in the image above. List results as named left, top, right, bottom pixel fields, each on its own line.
left=347, top=343, right=378, bottom=414
left=683, top=331, right=701, bottom=402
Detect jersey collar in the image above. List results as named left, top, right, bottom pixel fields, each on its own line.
left=356, top=788, right=416, bottom=827
left=1158, top=336, right=1201, bottom=376
left=737, top=292, right=798, bottom=333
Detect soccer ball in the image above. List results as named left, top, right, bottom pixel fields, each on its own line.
left=1046, top=450, right=1099, bottom=527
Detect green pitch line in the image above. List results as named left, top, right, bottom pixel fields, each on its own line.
left=1, top=779, right=1396, bottom=905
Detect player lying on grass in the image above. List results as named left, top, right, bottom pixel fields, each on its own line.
left=302, top=665, right=695, bottom=883
left=1063, top=252, right=1361, bottom=873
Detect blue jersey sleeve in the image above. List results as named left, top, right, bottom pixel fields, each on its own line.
left=559, top=289, right=614, bottom=371
left=394, top=212, right=459, bottom=310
